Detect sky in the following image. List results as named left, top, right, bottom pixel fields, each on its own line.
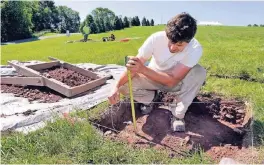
left=54, top=1, right=264, bottom=26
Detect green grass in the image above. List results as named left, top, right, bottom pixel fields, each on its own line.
left=1, top=25, right=264, bottom=163
left=2, top=25, right=264, bottom=82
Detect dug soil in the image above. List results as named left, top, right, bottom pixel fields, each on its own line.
left=39, top=66, right=95, bottom=87
left=93, top=92, right=254, bottom=163
left=1, top=84, right=65, bottom=103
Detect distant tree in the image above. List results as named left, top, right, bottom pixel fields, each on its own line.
left=84, top=14, right=97, bottom=34
left=150, top=19, right=154, bottom=26
left=89, top=23, right=97, bottom=34
left=130, top=17, right=136, bottom=26
left=57, top=6, right=80, bottom=33
left=104, top=16, right=112, bottom=31
left=248, top=24, right=251, bottom=27
left=146, top=19, right=150, bottom=26
left=91, top=7, right=115, bottom=32
left=85, top=14, right=94, bottom=26
left=119, top=17, right=124, bottom=29
left=253, top=24, right=258, bottom=27
left=1, top=0, right=81, bottom=41
left=1, top=1, right=33, bottom=42
left=95, top=19, right=104, bottom=33
left=123, top=16, right=130, bottom=28
left=113, top=16, right=122, bottom=30
left=29, top=1, right=61, bottom=32
left=260, top=24, right=264, bottom=27
left=134, top=16, right=140, bottom=26
left=141, top=17, right=147, bottom=26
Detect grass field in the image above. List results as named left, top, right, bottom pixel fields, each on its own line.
left=1, top=25, right=264, bottom=163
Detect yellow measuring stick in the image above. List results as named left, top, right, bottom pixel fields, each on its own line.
left=125, top=56, right=137, bottom=130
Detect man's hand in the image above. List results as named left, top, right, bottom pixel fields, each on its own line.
left=108, top=86, right=120, bottom=105
left=126, top=56, right=146, bottom=73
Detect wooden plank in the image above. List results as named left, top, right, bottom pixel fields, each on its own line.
left=7, top=60, right=107, bottom=97
left=1, top=77, right=44, bottom=86
left=70, top=77, right=107, bottom=97
left=8, top=61, right=41, bottom=77
left=48, top=56, right=60, bottom=61
left=8, top=61, right=72, bottom=96
left=62, top=62, right=98, bottom=79
left=44, top=78, right=72, bottom=97
left=26, top=61, right=60, bottom=71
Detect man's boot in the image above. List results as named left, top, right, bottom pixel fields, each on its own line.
left=169, top=101, right=186, bottom=132
left=171, top=116, right=185, bottom=132
left=139, top=90, right=162, bottom=115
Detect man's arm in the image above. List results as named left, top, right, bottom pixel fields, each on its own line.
left=142, top=63, right=191, bottom=87
left=114, top=56, right=148, bottom=89
left=126, top=57, right=191, bottom=88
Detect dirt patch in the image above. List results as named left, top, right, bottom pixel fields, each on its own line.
left=39, top=66, right=95, bottom=87
left=92, top=93, right=252, bottom=163
left=1, top=84, right=64, bottom=103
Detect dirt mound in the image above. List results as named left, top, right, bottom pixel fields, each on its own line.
left=40, top=66, right=95, bottom=87
left=1, top=84, right=64, bottom=103
left=93, top=93, right=252, bottom=162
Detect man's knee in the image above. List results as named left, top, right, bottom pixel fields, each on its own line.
left=189, top=64, right=207, bottom=84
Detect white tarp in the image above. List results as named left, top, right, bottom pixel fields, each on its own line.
left=0, top=61, right=126, bottom=133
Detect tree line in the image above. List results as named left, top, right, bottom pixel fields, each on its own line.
left=1, top=1, right=80, bottom=42
left=80, top=7, right=154, bottom=34
left=248, top=24, right=264, bottom=27
left=1, top=1, right=155, bottom=42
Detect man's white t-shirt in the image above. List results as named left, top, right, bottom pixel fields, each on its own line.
left=137, top=31, right=203, bottom=72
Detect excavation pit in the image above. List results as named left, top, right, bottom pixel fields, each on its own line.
left=91, top=92, right=252, bottom=162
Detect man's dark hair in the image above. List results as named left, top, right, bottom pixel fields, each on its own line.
left=165, top=12, right=197, bottom=43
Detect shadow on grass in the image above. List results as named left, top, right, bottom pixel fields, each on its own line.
left=1, top=37, right=40, bottom=45
left=253, top=120, right=264, bottom=147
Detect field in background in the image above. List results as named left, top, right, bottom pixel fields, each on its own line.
left=1, top=25, right=264, bottom=163
left=2, top=25, right=264, bottom=82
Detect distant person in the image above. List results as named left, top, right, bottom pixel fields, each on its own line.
left=108, top=12, right=206, bottom=132
left=110, top=34, right=115, bottom=41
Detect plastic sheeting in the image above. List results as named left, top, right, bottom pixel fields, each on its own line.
left=0, top=61, right=126, bottom=133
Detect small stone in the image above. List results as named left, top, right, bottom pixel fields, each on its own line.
left=225, top=114, right=234, bottom=119
left=219, top=158, right=239, bottom=164
left=237, top=110, right=245, bottom=114
left=123, top=121, right=132, bottom=125
left=184, top=136, right=190, bottom=142
left=236, top=119, right=243, bottom=124
left=104, top=130, right=112, bottom=136
left=181, top=136, right=190, bottom=146
left=213, top=115, right=221, bottom=119
left=224, top=144, right=232, bottom=147
left=14, top=94, right=20, bottom=97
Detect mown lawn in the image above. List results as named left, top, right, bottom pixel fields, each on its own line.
left=1, top=25, right=264, bottom=163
